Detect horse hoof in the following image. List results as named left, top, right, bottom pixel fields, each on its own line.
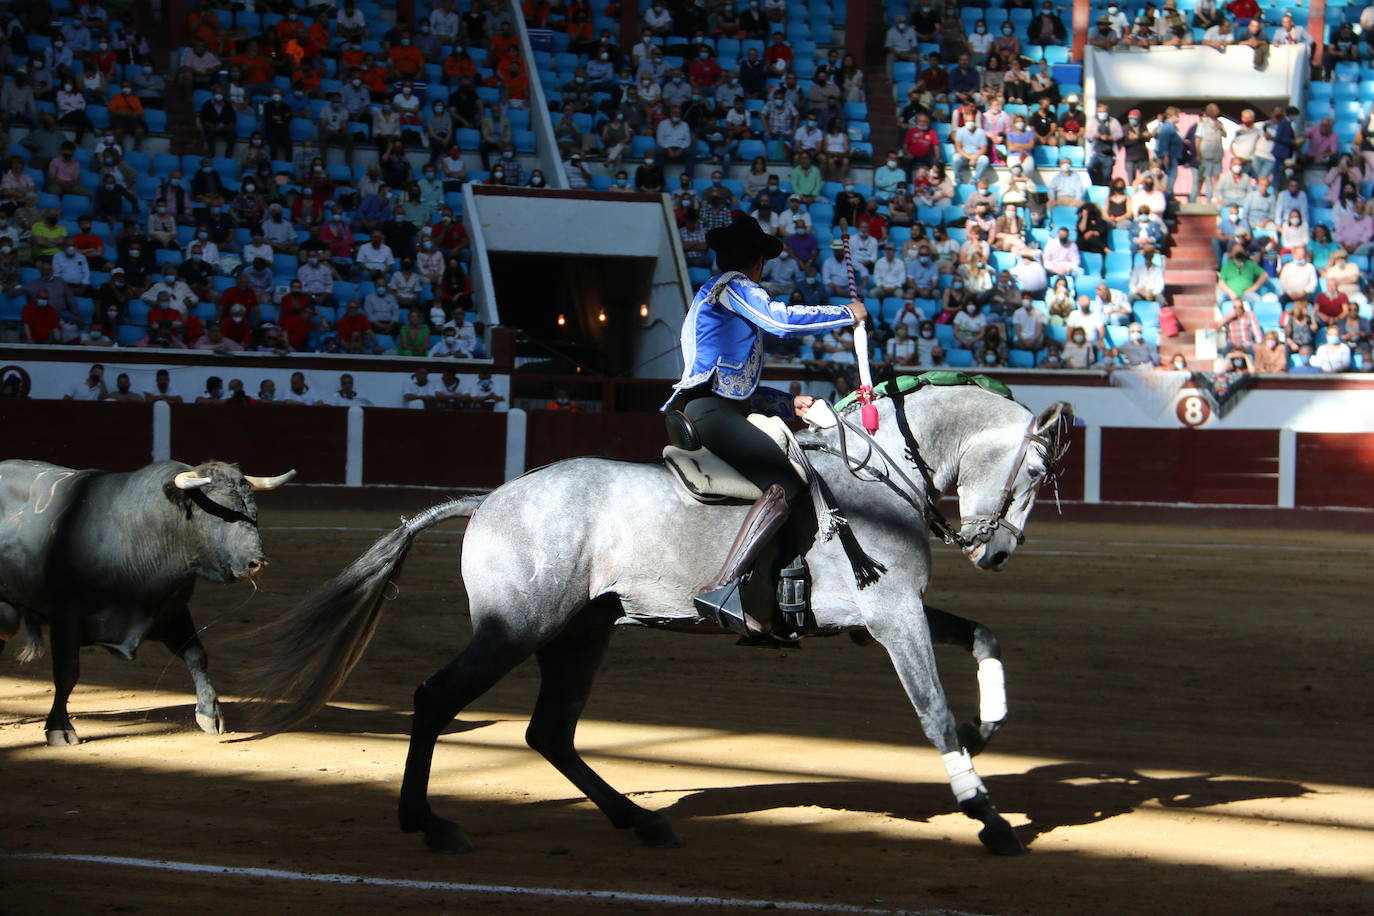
left=978, top=820, right=1025, bottom=856
left=958, top=722, right=987, bottom=756
left=413, top=816, right=473, bottom=854
left=196, top=709, right=226, bottom=736
left=633, top=815, right=683, bottom=848
left=46, top=728, right=80, bottom=747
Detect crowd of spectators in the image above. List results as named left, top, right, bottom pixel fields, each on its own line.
left=2, top=0, right=520, bottom=358
left=48, top=361, right=504, bottom=408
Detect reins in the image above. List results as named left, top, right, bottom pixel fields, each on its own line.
left=807, top=392, right=1071, bottom=552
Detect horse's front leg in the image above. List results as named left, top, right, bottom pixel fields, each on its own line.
left=867, top=601, right=1023, bottom=856
left=924, top=605, right=1006, bottom=756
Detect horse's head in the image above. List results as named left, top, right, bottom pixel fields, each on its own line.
left=955, top=401, right=1073, bottom=571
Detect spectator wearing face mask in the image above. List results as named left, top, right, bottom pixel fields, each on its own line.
left=1049, top=158, right=1089, bottom=208
left=1114, top=322, right=1159, bottom=367
left=1312, top=326, right=1353, bottom=373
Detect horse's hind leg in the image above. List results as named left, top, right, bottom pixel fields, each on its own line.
left=925, top=605, right=1006, bottom=756
left=526, top=597, right=683, bottom=848
left=398, top=622, right=534, bottom=853
left=869, top=604, right=1023, bottom=856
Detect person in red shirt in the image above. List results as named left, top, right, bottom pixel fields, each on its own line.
left=71, top=217, right=107, bottom=270
left=333, top=299, right=379, bottom=352
left=22, top=296, right=60, bottom=343
left=1226, top=0, right=1260, bottom=20
left=431, top=211, right=469, bottom=253
left=764, top=32, right=792, bottom=71
left=919, top=55, right=949, bottom=95
left=903, top=114, right=940, bottom=169
left=1315, top=287, right=1348, bottom=325
left=857, top=199, right=888, bottom=242
left=146, top=296, right=185, bottom=330
left=220, top=303, right=254, bottom=344
left=218, top=273, right=260, bottom=325
left=688, top=52, right=723, bottom=89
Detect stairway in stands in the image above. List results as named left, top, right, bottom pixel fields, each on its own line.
left=1162, top=211, right=1219, bottom=366
left=862, top=20, right=900, bottom=159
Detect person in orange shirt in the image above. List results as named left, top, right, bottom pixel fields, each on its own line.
left=388, top=34, right=427, bottom=79
left=360, top=56, right=389, bottom=93
left=443, top=49, right=478, bottom=86
left=490, top=21, right=520, bottom=59
left=293, top=60, right=323, bottom=95
left=497, top=50, right=530, bottom=105
left=108, top=83, right=147, bottom=151
left=284, top=38, right=306, bottom=66
left=523, top=0, right=552, bottom=28
left=188, top=9, right=224, bottom=53
left=275, top=10, right=307, bottom=43
left=233, top=42, right=276, bottom=93
left=341, top=42, right=367, bottom=72
left=306, top=17, right=330, bottom=55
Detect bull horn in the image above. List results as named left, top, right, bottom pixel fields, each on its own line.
left=173, top=471, right=213, bottom=490
left=244, top=469, right=296, bottom=491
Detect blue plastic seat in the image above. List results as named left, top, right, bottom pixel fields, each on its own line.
left=945, top=348, right=974, bottom=367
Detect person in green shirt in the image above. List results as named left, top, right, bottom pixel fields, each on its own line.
left=1215, top=245, right=1269, bottom=306
left=30, top=209, right=68, bottom=260
left=790, top=150, right=822, bottom=204
left=396, top=308, right=432, bottom=356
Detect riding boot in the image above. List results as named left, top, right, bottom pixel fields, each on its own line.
left=694, top=484, right=790, bottom=637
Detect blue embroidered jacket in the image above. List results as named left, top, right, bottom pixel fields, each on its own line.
left=665, top=271, right=854, bottom=416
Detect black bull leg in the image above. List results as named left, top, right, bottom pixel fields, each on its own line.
left=151, top=604, right=226, bottom=736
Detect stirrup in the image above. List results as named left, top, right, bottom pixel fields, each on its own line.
left=694, top=576, right=756, bottom=637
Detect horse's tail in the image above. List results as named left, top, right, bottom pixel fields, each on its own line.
left=243, top=496, right=486, bottom=736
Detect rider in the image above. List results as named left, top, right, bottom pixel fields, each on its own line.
left=663, top=212, right=867, bottom=636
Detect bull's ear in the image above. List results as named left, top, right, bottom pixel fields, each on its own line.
left=173, top=470, right=213, bottom=490
left=244, top=469, right=296, bottom=491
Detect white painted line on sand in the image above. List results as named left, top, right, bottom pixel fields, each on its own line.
left=7, top=853, right=989, bottom=916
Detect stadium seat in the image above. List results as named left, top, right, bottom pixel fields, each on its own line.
left=945, top=348, right=974, bottom=367
left=1008, top=349, right=1035, bottom=368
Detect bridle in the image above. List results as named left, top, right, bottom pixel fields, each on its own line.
left=952, top=414, right=1069, bottom=550
left=808, top=398, right=1071, bottom=552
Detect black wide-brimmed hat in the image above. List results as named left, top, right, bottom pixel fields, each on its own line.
left=706, top=212, right=784, bottom=261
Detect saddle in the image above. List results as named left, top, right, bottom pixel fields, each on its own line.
left=661, top=412, right=810, bottom=502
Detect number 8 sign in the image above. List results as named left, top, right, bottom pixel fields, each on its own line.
left=1176, top=394, right=1212, bottom=427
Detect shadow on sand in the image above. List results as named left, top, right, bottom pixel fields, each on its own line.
left=655, top=762, right=1309, bottom=847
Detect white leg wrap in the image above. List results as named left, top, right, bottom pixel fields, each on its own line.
left=942, top=749, right=986, bottom=803
left=977, top=658, right=1007, bottom=724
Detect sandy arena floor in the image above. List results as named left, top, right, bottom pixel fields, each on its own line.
left=1, top=510, right=1371, bottom=916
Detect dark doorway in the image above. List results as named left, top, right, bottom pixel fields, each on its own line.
left=489, top=253, right=656, bottom=377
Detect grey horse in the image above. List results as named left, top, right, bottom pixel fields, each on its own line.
left=246, top=382, right=1072, bottom=857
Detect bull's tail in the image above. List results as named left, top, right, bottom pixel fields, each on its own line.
left=0, top=602, right=45, bottom=663
left=243, top=496, right=486, bottom=736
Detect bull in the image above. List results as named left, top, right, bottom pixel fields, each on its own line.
left=0, top=459, right=293, bottom=746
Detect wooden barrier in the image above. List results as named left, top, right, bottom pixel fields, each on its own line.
left=1100, top=428, right=1281, bottom=505
left=0, top=400, right=152, bottom=470
left=171, top=404, right=350, bottom=484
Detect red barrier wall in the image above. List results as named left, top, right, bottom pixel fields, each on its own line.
left=1101, top=428, right=1280, bottom=505
left=0, top=400, right=152, bottom=470
left=364, top=408, right=506, bottom=488
left=526, top=410, right=667, bottom=467
left=1295, top=433, right=1374, bottom=509
left=171, top=404, right=349, bottom=484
